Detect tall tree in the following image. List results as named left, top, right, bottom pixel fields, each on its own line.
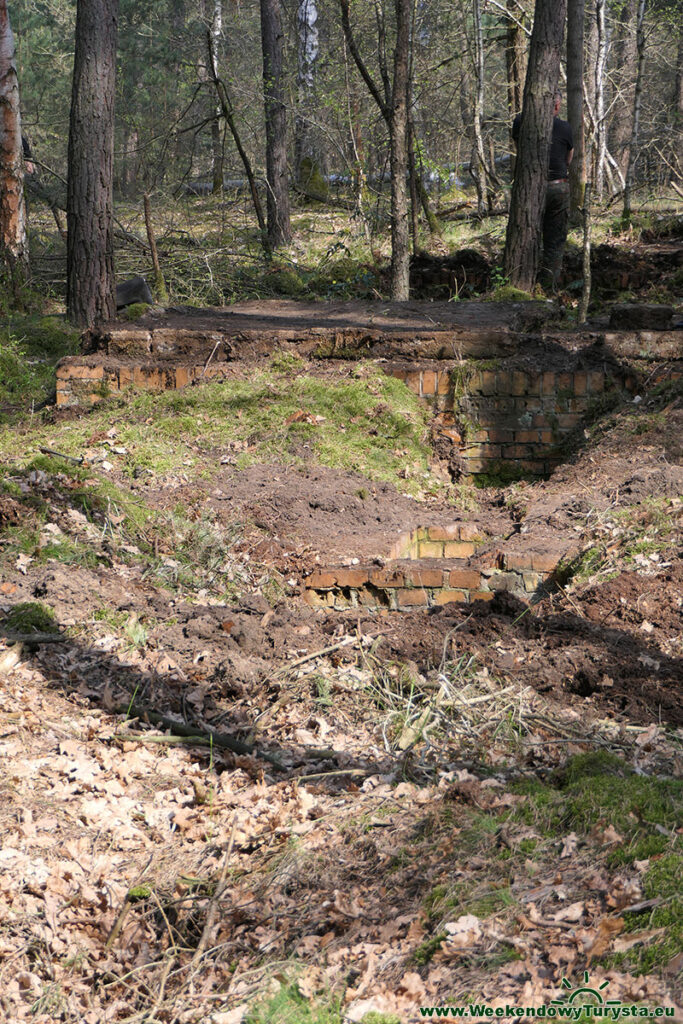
left=295, top=0, right=321, bottom=188
left=260, top=0, right=291, bottom=248
left=0, top=0, right=29, bottom=296
left=66, top=0, right=118, bottom=326
left=622, top=0, right=646, bottom=223
left=339, top=0, right=412, bottom=300
left=503, top=0, right=567, bottom=290
left=566, top=0, right=585, bottom=215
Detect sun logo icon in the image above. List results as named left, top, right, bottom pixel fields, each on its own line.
left=551, top=971, right=622, bottom=1007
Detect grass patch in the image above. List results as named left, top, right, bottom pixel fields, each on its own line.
left=0, top=316, right=79, bottom=421
left=512, top=752, right=682, bottom=859
left=606, top=853, right=683, bottom=973
left=1, top=601, right=58, bottom=634
left=245, top=981, right=342, bottom=1024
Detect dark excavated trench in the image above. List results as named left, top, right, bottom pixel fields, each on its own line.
left=57, top=299, right=682, bottom=611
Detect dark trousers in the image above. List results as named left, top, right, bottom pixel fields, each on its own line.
left=540, top=180, right=570, bottom=288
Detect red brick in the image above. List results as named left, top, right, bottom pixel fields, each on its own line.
left=556, top=413, right=581, bottom=430
left=504, top=552, right=531, bottom=571
left=405, top=371, right=421, bottom=394
left=502, top=445, right=533, bottom=459
left=540, top=429, right=554, bottom=444
left=511, top=371, right=528, bottom=396
left=532, top=413, right=550, bottom=429
left=426, top=524, right=461, bottom=542
left=388, top=368, right=408, bottom=383
left=479, top=370, right=498, bottom=395
left=515, top=429, right=539, bottom=444
left=63, top=364, right=103, bottom=380
left=437, top=371, right=451, bottom=395
left=520, top=460, right=546, bottom=475
left=526, top=373, right=542, bottom=397
left=438, top=428, right=462, bottom=443
left=397, top=589, right=430, bottom=607
left=541, top=371, right=555, bottom=394
left=307, top=570, right=337, bottom=588
left=459, top=524, right=484, bottom=543
left=470, top=591, right=494, bottom=602
left=418, top=540, right=444, bottom=559
left=435, top=589, right=468, bottom=605
left=370, top=568, right=405, bottom=587
left=530, top=552, right=562, bottom=572
left=573, top=371, right=588, bottom=395
left=444, top=541, right=476, bottom=559
left=487, top=428, right=514, bottom=444
left=556, top=372, right=572, bottom=391
left=335, top=568, right=370, bottom=587
left=421, top=370, right=437, bottom=395
left=588, top=371, right=605, bottom=393
left=405, top=568, right=444, bottom=587
left=449, top=568, right=481, bottom=588
left=302, top=589, right=335, bottom=608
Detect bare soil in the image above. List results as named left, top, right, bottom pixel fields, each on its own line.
left=0, top=306, right=681, bottom=1023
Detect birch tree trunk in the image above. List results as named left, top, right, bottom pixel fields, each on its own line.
left=66, top=0, right=118, bottom=327
left=622, top=0, right=646, bottom=224
left=295, top=0, right=320, bottom=188
left=593, top=0, right=608, bottom=199
left=472, top=0, right=489, bottom=215
left=503, top=0, right=567, bottom=290
left=260, top=0, right=291, bottom=248
left=0, top=0, right=29, bottom=296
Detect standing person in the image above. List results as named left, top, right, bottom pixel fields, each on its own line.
left=512, top=91, right=573, bottom=290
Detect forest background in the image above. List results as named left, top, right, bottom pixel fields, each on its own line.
left=9, top=0, right=683, bottom=313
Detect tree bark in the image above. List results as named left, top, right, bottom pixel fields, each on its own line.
left=66, top=0, right=118, bottom=327
left=0, top=0, right=29, bottom=295
left=622, top=0, right=646, bottom=223
left=674, top=20, right=683, bottom=178
left=338, top=0, right=412, bottom=300
left=503, top=0, right=567, bottom=290
left=566, top=0, right=585, bottom=216
left=260, top=0, right=291, bottom=248
left=295, top=0, right=321, bottom=187
left=389, top=0, right=411, bottom=300
left=610, top=0, right=637, bottom=182
left=593, top=0, right=608, bottom=198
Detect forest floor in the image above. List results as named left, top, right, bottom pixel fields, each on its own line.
left=0, top=204, right=681, bottom=1023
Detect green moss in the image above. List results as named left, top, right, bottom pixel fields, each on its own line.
left=246, top=982, right=342, bottom=1024
left=512, top=753, right=682, bottom=850
left=0, top=316, right=80, bottom=421
left=360, top=1013, right=402, bottom=1024
left=488, top=285, right=535, bottom=302
left=1, top=601, right=58, bottom=634
left=121, top=302, right=150, bottom=320
left=606, top=853, right=683, bottom=972
left=414, top=932, right=448, bottom=965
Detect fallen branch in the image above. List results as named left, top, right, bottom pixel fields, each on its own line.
left=105, top=853, right=154, bottom=949
left=2, top=632, right=67, bottom=644
left=38, top=446, right=84, bottom=465
left=118, top=703, right=285, bottom=770
left=191, top=819, right=236, bottom=967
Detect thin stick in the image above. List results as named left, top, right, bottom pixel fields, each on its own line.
left=105, top=853, right=154, bottom=950
left=191, top=819, right=237, bottom=968
left=38, top=446, right=84, bottom=465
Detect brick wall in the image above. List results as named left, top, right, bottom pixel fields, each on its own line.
left=387, top=362, right=623, bottom=477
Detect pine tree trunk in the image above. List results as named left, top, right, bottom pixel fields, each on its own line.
left=504, top=0, right=567, bottom=291
left=674, top=22, right=683, bottom=178
left=567, top=0, right=585, bottom=216
left=66, top=0, right=118, bottom=327
left=0, top=0, right=29, bottom=295
left=260, top=0, right=291, bottom=248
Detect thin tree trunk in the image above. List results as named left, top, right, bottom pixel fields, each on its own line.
left=673, top=18, right=683, bottom=177
left=295, top=0, right=320, bottom=187
left=66, top=0, right=118, bottom=327
left=578, top=180, right=592, bottom=323
left=0, top=0, right=29, bottom=295
left=610, top=0, right=637, bottom=182
left=339, top=0, right=412, bottom=300
left=472, top=0, right=489, bottom=215
left=504, top=0, right=567, bottom=291
left=205, top=29, right=268, bottom=250
left=260, top=0, right=291, bottom=248
left=594, top=0, right=608, bottom=199
left=408, top=117, right=419, bottom=251
left=389, top=0, right=411, bottom=300
left=622, top=0, right=646, bottom=224
left=567, top=0, right=585, bottom=216
left=210, top=0, right=223, bottom=193
left=143, top=194, right=167, bottom=302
